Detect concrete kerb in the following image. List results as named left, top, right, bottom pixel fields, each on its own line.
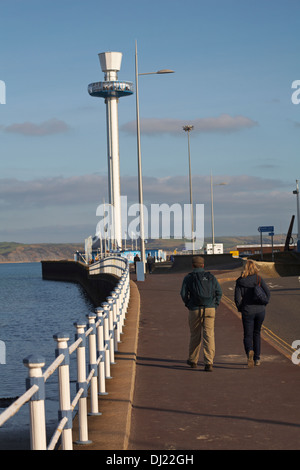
left=72, top=279, right=141, bottom=450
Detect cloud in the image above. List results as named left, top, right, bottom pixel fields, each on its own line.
left=0, top=175, right=108, bottom=207
left=0, top=173, right=292, bottom=214
left=121, top=114, right=258, bottom=136
left=254, top=158, right=281, bottom=170
left=0, top=173, right=295, bottom=241
left=3, top=118, right=70, bottom=136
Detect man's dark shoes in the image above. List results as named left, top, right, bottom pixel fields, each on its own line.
left=187, top=360, right=197, bottom=369
left=204, top=364, right=213, bottom=372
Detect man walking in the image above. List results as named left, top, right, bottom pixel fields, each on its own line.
left=180, top=256, right=222, bottom=371
left=146, top=253, right=154, bottom=274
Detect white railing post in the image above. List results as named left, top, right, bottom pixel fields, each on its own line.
left=111, top=290, right=121, bottom=346
left=101, top=302, right=112, bottom=379
left=115, top=287, right=121, bottom=339
left=106, top=297, right=116, bottom=364
left=125, top=271, right=130, bottom=311
left=74, top=322, right=92, bottom=445
left=121, top=279, right=127, bottom=326
left=23, top=355, right=47, bottom=450
left=53, top=333, right=73, bottom=450
left=119, top=280, right=126, bottom=330
left=86, top=313, right=101, bottom=416
left=95, top=307, right=108, bottom=396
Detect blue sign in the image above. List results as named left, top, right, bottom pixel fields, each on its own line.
left=258, top=226, right=274, bottom=233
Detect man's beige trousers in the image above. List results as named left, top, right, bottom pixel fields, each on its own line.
left=188, top=307, right=216, bottom=365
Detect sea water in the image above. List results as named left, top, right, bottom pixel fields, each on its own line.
left=0, top=262, right=94, bottom=449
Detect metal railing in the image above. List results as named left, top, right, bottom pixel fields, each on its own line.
left=0, top=258, right=130, bottom=450
left=89, top=255, right=128, bottom=277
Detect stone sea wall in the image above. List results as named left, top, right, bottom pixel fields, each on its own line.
left=41, top=260, right=119, bottom=307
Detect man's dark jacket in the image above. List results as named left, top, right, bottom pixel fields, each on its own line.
left=180, top=267, right=222, bottom=310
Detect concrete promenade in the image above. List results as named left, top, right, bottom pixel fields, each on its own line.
left=74, top=265, right=300, bottom=451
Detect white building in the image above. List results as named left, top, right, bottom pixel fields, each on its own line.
left=206, top=243, right=223, bottom=255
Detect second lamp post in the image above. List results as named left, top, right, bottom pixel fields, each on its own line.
left=135, top=41, right=174, bottom=270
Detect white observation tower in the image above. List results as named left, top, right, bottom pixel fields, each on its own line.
left=88, top=52, right=133, bottom=250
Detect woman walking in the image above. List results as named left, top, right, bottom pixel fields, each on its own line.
left=235, top=260, right=270, bottom=367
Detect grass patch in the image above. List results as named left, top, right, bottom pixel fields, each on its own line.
left=0, top=242, right=24, bottom=255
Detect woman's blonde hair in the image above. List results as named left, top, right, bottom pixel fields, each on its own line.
left=241, top=259, right=259, bottom=278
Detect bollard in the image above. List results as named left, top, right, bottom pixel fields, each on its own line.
left=23, top=355, right=47, bottom=450
left=74, top=322, right=92, bottom=445
left=106, top=297, right=116, bottom=364
left=101, top=302, right=112, bottom=379
left=86, top=313, right=101, bottom=416
left=95, top=308, right=108, bottom=395
left=53, top=333, right=73, bottom=450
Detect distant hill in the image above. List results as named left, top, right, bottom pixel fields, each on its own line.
left=0, top=234, right=292, bottom=263
left=0, top=242, right=84, bottom=263
left=145, top=234, right=290, bottom=253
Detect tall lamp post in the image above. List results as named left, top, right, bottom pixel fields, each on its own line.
left=135, top=40, right=174, bottom=270
left=293, top=179, right=300, bottom=251
left=183, top=125, right=194, bottom=253
left=210, top=172, right=227, bottom=254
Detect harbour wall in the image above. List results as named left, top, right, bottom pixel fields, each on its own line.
left=163, top=253, right=300, bottom=277
left=170, top=254, right=244, bottom=273
left=41, top=260, right=119, bottom=307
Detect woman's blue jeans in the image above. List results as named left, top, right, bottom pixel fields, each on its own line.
left=241, top=310, right=265, bottom=360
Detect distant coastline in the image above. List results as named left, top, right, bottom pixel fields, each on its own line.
left=0, top=235, right=290, bottom=263
left=0, top=242, right=84, bottom=264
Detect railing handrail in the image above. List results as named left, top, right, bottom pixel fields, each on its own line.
left=0, top=257, right=131, bottom=450
left=0, top=385, right=39, bottom=427
left=89, top=255, right=128, bottom=276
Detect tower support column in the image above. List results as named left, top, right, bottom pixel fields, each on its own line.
left=106, top=96, right=122, bottom=248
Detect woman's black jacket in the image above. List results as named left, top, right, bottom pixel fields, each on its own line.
left=234, top=274, right=270, bottom=314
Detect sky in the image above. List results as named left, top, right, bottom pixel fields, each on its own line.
left=1, top=0, right=300, bottom=244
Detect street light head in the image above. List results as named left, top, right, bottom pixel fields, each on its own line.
left=156, top=69, right=175, bottom=74
left=139, top=69, right=175, bottom=76
left=183, top=125, right=194, bottom=132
